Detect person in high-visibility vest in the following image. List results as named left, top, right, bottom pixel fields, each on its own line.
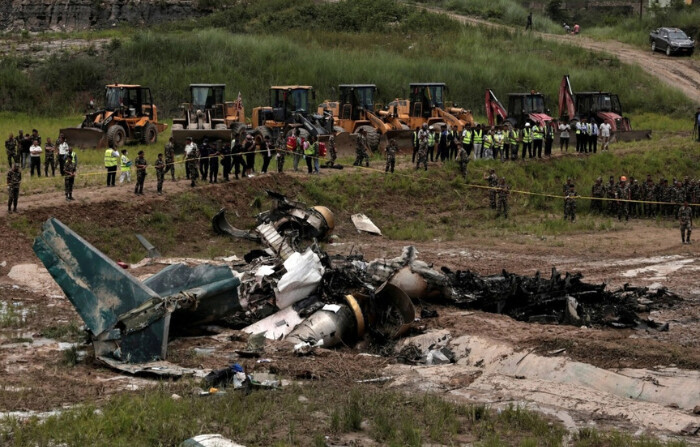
left=532, top=122, right=543, bottom=158
left=119, top=149, right=132, bottom=184
left=521, top=122, right=532, bottom=159
left=508, top=125, right=520, bottom=161
left=472, top=124, right=483, bottom=160
left=483, top=129, right=494, bottom=160
left=104, top=146, right=119, bottom=187
left=461, top=126, right=473, bottom=158
left=429, top=127, right=439, bottom=162
left=493, top=128, right=505, bottom=161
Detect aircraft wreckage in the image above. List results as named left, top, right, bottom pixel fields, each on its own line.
left=33, top=191, right=680, bottom=366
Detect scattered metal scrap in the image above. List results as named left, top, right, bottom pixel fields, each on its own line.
left=33, top=198, right=681, bottom=369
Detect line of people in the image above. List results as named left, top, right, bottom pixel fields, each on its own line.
left=411, top=120, right=611, bottom=167
left=5, top=131, right=78, bottom=177
left=587, top=175, right=700, bottom=221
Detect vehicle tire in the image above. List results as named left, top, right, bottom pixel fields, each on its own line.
left=230, top=122, right=247, bottom=139
left=171, top=124, right=184, bottom=130
left=253, top=126, right=272, bottom=145
left=651, top=41, right=656, bottom=52
left=142, top=123, right=158, bottom=145
left=106, top=125, right=126, bottom=147
left=286, top=128, right=310, bottom=141
left=357, top=125, right=380, bottom=152
left=215, top=124, right=228, bottom=130
left=333, top=126, right=345, bottom=134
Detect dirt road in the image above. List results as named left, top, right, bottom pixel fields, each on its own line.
left=423, top=5, right=700, bottom=104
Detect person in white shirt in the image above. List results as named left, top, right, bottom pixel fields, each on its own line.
left=558, top=121, right=570, bottom=152
left=57, top=135, right=70, bottom=175
left=29, top=139, right=42, bottom=177
left=119, top=149, right=132, bottom=184
left=599, top=122, right=611, bottom=151
left=590, top=122, right=599, bottom=153
left=184, top=139, right=198, bottom=180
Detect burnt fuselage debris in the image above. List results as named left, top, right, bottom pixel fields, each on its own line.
left=33, top=200, right=679, bottom=367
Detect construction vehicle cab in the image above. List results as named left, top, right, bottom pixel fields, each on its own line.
left=61, top=84, right=167, bottom=148
left=558, top=75, right=650, bottom=140
left=507, top=93, right=551, bottom=128
left=252, top=86, right=332, bottom=141
left=318, top=84, right=398, bottom=150
left=387, top=83, right=474, bottom=133
left=171, top=84, right=246, bottom=149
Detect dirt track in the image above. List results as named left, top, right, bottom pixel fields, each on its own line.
left=422, top=5, right=700, bottom=105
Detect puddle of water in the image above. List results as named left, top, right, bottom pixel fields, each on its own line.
left=621, top=258, right=698, bottom=280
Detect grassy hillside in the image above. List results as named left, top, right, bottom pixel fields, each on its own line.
left=0, top=0, right=694, bottom=120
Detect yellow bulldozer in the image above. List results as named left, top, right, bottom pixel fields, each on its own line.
left=318, top=84, right=407, bottom=152
left=60, top=84, right=168, bottom=148
left=250, top=85, right=334, bottom=142
left=171, top=84, right=247, bottom=150
left=386, top=83, right=474, bottom=134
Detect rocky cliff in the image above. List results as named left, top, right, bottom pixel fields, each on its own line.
left=0, top=0, right=205, bottom=31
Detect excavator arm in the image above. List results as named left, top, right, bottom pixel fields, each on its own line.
left=485, top=89, right=508, bottom=127
left=559, top=75, right=576, bottom=122
left=434, top=107, right=464, bottom=130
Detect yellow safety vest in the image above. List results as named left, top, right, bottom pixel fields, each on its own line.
left=522, top=128, right=532, bottom=143
left=508, top=130, right=518, bottom=145
left=428, top=133, right=436, bottom=146
left=104, top=149, right=118, bottom=167
left=473, top=129, right=483, bottom=143
left=532, top=125, right=543, bottom=140
left=462, top=129, right=472, bottom=144
left=494, top=133, right=504, bottom=147
left=121, top=155, right=130, bottom=172
left=483, top=134, right=493, bottom=148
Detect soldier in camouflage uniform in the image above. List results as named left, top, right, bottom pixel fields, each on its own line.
left=591, top=177, right=604, bottom=213
left=163, top=137, right=176, bottom=181
left=484, top=169, right=498, bottom=209
left=615, top=176, right=631, bottom=221
left=564, top=184, right=578, bottom=222
left=155, top=153, right=165, bottom=195
left=456, top=142, right=469, bottom=179
left=562, top=177, right=574, bottom=195
left=656, top=178, right=668, bottom=217
left=5, top=133, right=17, bottom=168
left=326, top=134, right=337, bottom=167
left=629, top=177, right=641, bottom=217
left=642, top=175, right=656, bottom=217
left=385, top=138, right=398, bottom=173
left=353, top=128, right=370, bottom=167
left=496, top=177, right=510, bottom=218
left=6, top=164, right=21, bottom=213
left=134, top=150, right=147, bottom=195
left=416, top=123, right=429, bottom=171
left=186, top=146, right=200, bottom=187
left=669, top=180, right=685, bottom=216
left=678, top=200, right=693, bottom=244
left=605, top=176, right=617, bottom=216
left=64, top=155, right=76, bottom=201
left=44, top=137, right=56, bottom=177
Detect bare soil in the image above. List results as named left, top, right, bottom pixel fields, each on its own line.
left=0, top=173, right=698, bottom=441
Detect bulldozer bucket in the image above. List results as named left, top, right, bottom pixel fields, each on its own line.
left=332, top=131, right=357, bottom=157
left=384, top=129, right=414, bottom=151
left=611, top=129, right=652, bottom=143
left=60, top=127, right=107, bottom=149
left=171, top=128, right=233, bottom=152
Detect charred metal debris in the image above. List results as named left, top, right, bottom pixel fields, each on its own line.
left=33, top=192, right=680, bottom=366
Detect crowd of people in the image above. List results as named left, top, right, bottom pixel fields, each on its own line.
left=407, top=119, right=611, bottom=170
left=3, top=124, right=696, bottom=244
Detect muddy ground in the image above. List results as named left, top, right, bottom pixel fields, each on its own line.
left=0, top=172, right=698, bottom=443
